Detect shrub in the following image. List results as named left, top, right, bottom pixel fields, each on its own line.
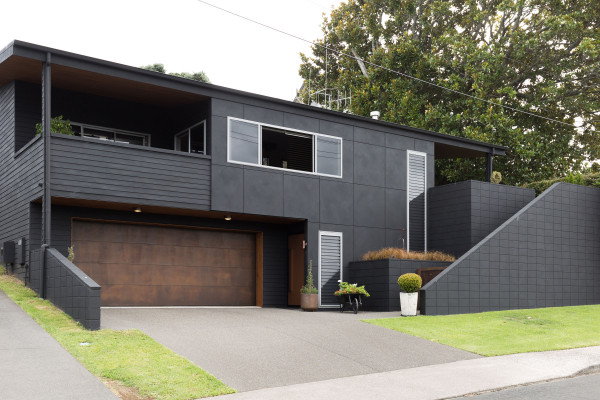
left=67, top=246, right=75, bottom=263
left=35, top=115, right=75, bottom=136
left=398, top=273, right=422, bottom=293
left=490, top=171, right=502, bottom=184
left=523, top=172, right=600, bottom=195
left=361, top=247, right=455, bottom=262
left=300, top=260, right=318, bottom=294
left=334, top=281, right=370, bottom=297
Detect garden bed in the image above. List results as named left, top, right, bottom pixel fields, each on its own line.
left=349, top=259, right=453, bottom=311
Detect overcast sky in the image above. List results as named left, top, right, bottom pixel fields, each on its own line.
left=1, top=0, right=342, bottom=101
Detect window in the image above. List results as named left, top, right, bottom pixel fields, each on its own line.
left=174, top=121, right=206, bottom=155
left=71, top=123, right=150, bottom=146
left=316, top=135, right=342, bottom=177
left=227, top=117, right=342, bottom=178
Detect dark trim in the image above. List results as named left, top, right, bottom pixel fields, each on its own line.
left=485, top=153, right=493, bottom=182
left=0, top=40, right=14, bottom=65
left=14, top=134, right=41, bottom=158
left=7, top=40, right=507, bottom=156
left=42, top=53, right=51, bottom=246
left=50, top=133, right=212, bottom=160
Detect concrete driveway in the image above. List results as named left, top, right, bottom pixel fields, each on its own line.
left=102, top=308, right=479, bottom=392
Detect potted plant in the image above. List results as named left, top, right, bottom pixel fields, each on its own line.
left=300, top=260, right=318, bottom=311
left=335, top=281, right=370, bottom=314
left=398, top=273, right=422, bottom=316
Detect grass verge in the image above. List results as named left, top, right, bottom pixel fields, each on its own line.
left=0, top=266, right=235, bottom=399
left=365, top=305, right=600, bottom=356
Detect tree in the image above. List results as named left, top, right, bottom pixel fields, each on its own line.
left=141, top=63, right=209, bottom=83
left=298, top=0, right=600, bottom=185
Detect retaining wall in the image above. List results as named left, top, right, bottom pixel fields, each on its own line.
left=349, top=259, right=452, bottom=311
left=29, top=247, right=101, bottom=330
left=422, top=183, right=600, bottom=315
left=429, top=181, right=535, bottom=258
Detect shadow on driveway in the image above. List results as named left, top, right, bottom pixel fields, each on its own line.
left=102, top=308, right=479, bottom=392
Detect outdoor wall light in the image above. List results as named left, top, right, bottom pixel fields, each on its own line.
left=224, top=215, right=232, bottom=221
left=133, top=207, right=142, bottom=213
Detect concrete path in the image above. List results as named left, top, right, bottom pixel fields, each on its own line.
left=217, top=346, right=600, bottom=400
left=0, top=290, right=117, bottom=400
left=102, top=307, right=479, bottom=391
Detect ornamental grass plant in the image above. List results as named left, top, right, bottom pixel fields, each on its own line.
left=361, top=247, right=455, bottom=262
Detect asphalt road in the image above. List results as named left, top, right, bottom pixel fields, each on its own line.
left=453, top=373, right=600, bottom=400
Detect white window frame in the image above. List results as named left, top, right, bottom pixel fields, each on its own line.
left=227, top=116, right=342, bottom=178
left=71, top=122, right=151, bottom=146
left=174, top=120, right=207, bottom=154
left=406, top=150, right=427, bottom=252
left=318, top=230, right=343, bottom=308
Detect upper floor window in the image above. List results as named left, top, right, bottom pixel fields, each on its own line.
left=71, top=123, right=150, bottom=146
left=227, top=117, right=342, bottom=178
left=174, top=121, right=206, bottom=155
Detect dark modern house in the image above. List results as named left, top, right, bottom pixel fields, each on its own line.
left=3, top=41, right=598, bottom=329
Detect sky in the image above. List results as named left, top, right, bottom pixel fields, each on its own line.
left=1, top=0, right=342, bottom=101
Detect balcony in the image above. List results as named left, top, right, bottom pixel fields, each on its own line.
left=50, top=134, right=211, bottom=210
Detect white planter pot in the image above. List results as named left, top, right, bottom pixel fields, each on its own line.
left=399, top=292, right=418, bottom=316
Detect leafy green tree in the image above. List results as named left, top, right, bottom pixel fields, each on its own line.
left=141, top=63, right=167, bottom=73
left=141, top=64, right=209, bottom=83
left=170, top=71, right=210, bottom=83
left=298, top=0, right=600, bottom=185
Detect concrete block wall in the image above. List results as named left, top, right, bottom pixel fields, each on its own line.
left=29, top=247, right=101, bottom=330
left=422, top=183, right=600, bottom=315
left=429, top=181, right=535, bottom=257
left=349, top=259, right=452, bottom=311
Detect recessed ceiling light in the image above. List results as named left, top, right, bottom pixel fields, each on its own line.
left=224, top=215, right=232, bottom=221
left=133, top=207, right=142, bottom=213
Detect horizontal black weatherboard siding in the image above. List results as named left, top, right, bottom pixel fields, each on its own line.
left=50, top=135, right=211, bottom=210
left=0, top=82, right=44, bottom=276
left=422, top=183, right=600, bottom=315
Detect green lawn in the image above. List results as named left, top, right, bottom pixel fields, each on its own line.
left=0, top=266, right=235, bottom=399
left=365, top=305, right=600, bottom=356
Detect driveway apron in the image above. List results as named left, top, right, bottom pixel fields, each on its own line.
left=102, top=307, right=479, bottom=391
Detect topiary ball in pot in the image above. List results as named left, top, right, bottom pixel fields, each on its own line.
left=398, top=273, right=422, bottom=316
left=398, top=273, right=422, bottom=293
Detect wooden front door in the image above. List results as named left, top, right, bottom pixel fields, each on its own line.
left=288, top=234, right=305, bottom=306
left=72, top=220, right=256, bottom=306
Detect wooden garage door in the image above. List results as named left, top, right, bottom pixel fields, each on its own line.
left=72, top=220, right=256, bottom=306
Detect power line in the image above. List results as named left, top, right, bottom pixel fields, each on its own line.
left=195, top=0, right=581, bottom=129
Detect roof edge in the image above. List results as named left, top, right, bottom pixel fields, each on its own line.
left=8, top=40, right=507, bottom=155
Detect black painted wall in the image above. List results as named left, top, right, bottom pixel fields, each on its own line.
left=29, top=248, right=101, bottom=330
left=210, top=98, right=436, bottom=299
left=0, top=82, right=44, bottom=278
left=428, top=181, right=535, bottom=258
left=50, top=134, right=211, bottom=210
left=43, top=205, right=302, bottom=307
left=349, top=259, right=452, bottom=311
left=422, top=183, right=600, bottom=315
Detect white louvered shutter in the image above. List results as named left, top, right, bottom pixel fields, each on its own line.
left=408, top=151, right=427, bottom=252
left=319, top=232, right=342, bottom=307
